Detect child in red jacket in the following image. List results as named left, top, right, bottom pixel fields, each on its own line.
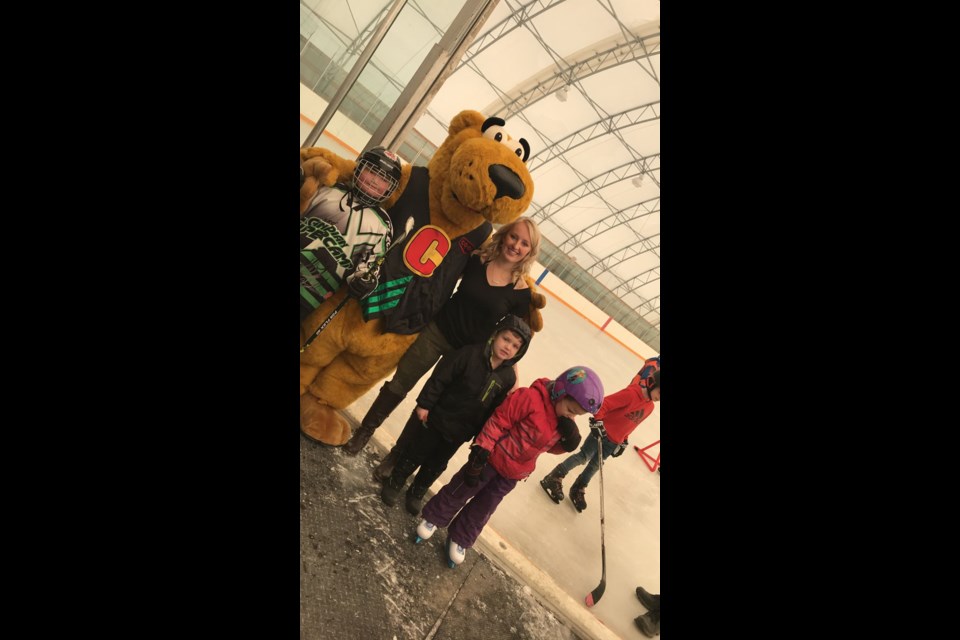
left=540, top=357, right=660, bottom=512
left=414, top=366, right=605, bottom=568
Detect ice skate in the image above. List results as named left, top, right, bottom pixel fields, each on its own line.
left=414, top=519, right=437, bottom=544
left=636, top=586, right=660, bottom=610
left=539, top=471, right=564, bottom=504
left=569, top=483, right=587, bottom=513
left=634, top=609, right=660, bottom=637
left=447, top=538, right=466, bottom=568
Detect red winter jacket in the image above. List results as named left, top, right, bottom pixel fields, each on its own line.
left=594, top=384, right=655, bottom=444
left=474, top=378, right=568, bottom=480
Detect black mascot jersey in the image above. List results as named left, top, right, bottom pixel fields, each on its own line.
left=361, top=166, right=492, bottom=335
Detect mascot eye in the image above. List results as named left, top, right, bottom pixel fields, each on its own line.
left=483, top=124, right=508, bottom=143
left=482, top=123, right=530, bottom=162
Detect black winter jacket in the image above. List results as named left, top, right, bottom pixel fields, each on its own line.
left=416, top=315, right=531, bottom=444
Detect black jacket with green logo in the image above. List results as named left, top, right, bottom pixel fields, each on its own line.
left=416, top=314, right=532, bottom=444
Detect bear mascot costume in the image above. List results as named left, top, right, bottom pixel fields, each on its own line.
left=299, top=109, right=546, bottom=446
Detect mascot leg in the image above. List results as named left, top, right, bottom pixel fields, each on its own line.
left=300, top=343, right=410, bottom=447
left=299, top=363, right=321, bottom=397
left=300, top=358, right=385, bottom=447
left=299, top=298, right=416, bottom=447
left=300, top=396, right=352, bottom=447
left=299, top=291, right=351, bottom=396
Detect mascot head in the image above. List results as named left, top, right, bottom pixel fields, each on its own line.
left=427, top=110, right=535, bottom=230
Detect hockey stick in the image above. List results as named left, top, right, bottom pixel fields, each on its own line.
left=584, top=430, right=607, bottom=607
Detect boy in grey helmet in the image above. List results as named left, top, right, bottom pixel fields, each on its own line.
left=299, top=147, right=402, bottom=323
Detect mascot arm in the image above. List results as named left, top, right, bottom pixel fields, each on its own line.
left=299, top=148, right=357, bottom=215
left=523, top=275, right=546, bottom=333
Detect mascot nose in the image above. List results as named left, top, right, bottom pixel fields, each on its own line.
left=488, top=164, right=525, bottom=200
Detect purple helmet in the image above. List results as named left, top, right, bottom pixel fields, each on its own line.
left=550, top=366, right=604, bottom=415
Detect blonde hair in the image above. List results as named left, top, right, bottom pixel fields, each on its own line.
left=476, top=217, right=541, bottom=283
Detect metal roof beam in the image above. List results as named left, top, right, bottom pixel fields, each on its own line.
left=530, top=156, right=660, bottom=223
left=609, top=266, right=660, bottom=297
left=558, top=197, right=659, bottom=250
left=527, top=102, right=660, bottom=172
left=459, top=0, right=570, bottom=67
left=482, top=30, right=660, bottom=118
left=588, top=235, right=660, bottom=273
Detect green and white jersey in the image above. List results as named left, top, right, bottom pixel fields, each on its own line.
left=300, top=186, right=392, bottom=311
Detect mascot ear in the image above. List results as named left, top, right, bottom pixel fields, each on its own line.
left=448, top=110, right=486, bottom=135
left=523, top=275, right=547, bottom=333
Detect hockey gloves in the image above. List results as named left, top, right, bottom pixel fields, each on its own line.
left=589, top=418, right=608, bottom=440
left=464, top=445, right=490, bottom=487
left=558, top=416, right=582, bottom=452
left=611, top=438, right=628, bottom=457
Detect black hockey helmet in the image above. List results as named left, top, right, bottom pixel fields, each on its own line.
left=352, top=147, right=402, bottom=207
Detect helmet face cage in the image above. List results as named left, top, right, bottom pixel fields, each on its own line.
left=352, top=148, right=401, bottom=208
left=551, top=366, right=604, bottom=415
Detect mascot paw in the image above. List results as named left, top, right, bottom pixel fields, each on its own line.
left=300, top=394, right=351, bottom=446
left=530, top=289, right=546, bottom=310
left=524, top=276, right=547, bottom=333
left=300, top=156, right=340, bottom=215
left=528, top=307, right=544, bottom=333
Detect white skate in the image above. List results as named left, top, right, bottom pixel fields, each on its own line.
left=414, top=519, right=437, bottom=544
left=447, top=538, right=466, bottom=569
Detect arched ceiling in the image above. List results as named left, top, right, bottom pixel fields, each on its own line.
left=300, top=0, right=660, bottom=338
left=421, top=0, right=661, bottom=333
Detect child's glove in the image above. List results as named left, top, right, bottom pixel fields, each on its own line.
left=589, top=418, right=607, bottom=440
left=464, top=446, right=490, bottom=487
left=611, top=438, right=628, bottom=457
left=558, top=417, right=581, bottom=452
left=345, top=261, right=379, bottom=300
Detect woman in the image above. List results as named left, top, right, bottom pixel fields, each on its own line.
left=343, top=216, right=542, bottom=470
